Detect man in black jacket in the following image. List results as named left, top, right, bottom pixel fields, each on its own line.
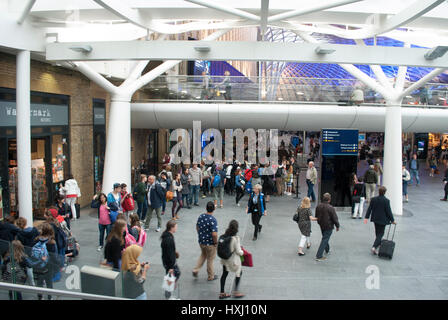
left=364, top=186, right=397, bottom=255
left=161, top=220, right=180, bottom=299
left=315, top=193, right=340, bottom=261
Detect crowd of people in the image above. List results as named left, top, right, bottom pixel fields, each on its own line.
left=1, top=145, right=447, bottom=300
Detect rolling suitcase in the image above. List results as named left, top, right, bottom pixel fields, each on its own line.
left=378, top=224, right=396, bottom=259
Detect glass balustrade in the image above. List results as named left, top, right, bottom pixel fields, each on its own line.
left=135, top=75, right=448, bottom=108
left=0, top=238, right=147, bottom=300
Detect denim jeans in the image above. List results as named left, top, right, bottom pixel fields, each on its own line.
left=190, top=185, right=200, bottom=205
left=316, top=229, right=333, bottom=259
left=410, top=169, right=420, bottom=185
left=306, top=180, right=316, bottom=201
left=98, top=224, right=112, bottom=247
left=182, top=194, right=190, bottom=207
left=137, top=198, right=148, bottom=220
left=402, top=180, right=408, bottom=196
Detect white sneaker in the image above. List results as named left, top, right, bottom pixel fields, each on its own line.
left=97, top=246, right=103, bottom=252
left=156, top=228, right=161, bottom=232
left=169, top=296, right=181, bottom=300
left=237, top=203, right=240, bottom=207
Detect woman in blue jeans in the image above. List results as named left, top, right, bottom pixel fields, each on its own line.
left=91, top=193, right=112, bottom=251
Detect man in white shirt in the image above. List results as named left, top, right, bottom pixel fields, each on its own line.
left=306, top=161, right=318, bottom=202
left=350, top=87, right=364, bottom=106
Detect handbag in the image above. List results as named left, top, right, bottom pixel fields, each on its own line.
left=293, top=213, right=299, bottom=222
left=241, top=247, right=253, bottom=267
left=162, top=273, right=176, bottom=292
left=166, top=191, right=174, bottom=202
left=109, top=211, right=119, bottom=223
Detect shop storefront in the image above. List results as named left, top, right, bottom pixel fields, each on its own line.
left=93, top=99, right=106, bottom=194
left=0, top=88, right=70, bottom=217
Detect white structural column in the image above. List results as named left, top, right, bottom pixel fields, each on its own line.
left=16, top=50, right=33, bottom=226
left=102, top=94, right=132, bottom=193
left=73, top=28, right=231, bottom=193
left=383, top=99, right=403, bottom=216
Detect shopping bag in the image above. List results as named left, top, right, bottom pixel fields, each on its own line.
left=162, top=273, right=176, bottom=292
left=241, top=247, right=253, bottom=267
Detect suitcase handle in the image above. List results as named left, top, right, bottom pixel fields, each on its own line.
left=386, top=223, right=396, bottom=241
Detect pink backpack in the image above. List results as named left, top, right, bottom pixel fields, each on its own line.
left=124, top=226, right=147, bottom=248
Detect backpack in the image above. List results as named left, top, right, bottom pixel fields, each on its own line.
left=31, top=240, right=49, bottom=270
left=245, top=179, right=253, bottom=193
left=122, top=195, right=135, bottom=212
left=212, top=173, right=221, bottom=188
left=2, top=259, right=27, bottom=284
left=217, top=235, right=233, bottom=260
left=275, top=167, right=284, bottom=178
left=244, top=169, right=253, bottom=182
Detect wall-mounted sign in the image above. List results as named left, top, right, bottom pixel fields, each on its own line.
left=93, top=107, right=105, bottom=125
left=322, top=129, right=359, bottom=156
left=0, top=101, right=68, bottom=127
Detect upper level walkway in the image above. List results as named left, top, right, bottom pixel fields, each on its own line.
left=130, top=75, right=448, bottom=132
left=137, top=75, right=448, bottom=106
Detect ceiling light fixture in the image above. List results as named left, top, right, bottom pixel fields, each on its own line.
left=194, top=46, right=211, bottom=53
left=69, top=45, right=93, bottom=53
left=424, top=46, right=448, bottom=60
left=315, top=46, right=336, bottom=55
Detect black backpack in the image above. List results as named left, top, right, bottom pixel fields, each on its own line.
left=217, top=235, right=233, bottom=259
left=275, top=167, right=283, bottom=178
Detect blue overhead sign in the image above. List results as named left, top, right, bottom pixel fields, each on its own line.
left=322, top=129, right=359, bottom=156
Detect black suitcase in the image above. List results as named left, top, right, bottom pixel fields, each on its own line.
left=378, top=224, right=396, bottom=259
left=75, top=203, right=81, bottom=219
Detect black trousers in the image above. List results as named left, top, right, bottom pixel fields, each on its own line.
left=444, top=183, right=448, bottom=200
left=220, top=265, right=241, bottom=293
left=34, top=271, right=53, bottom=300
left=251, top=213, right=262, bottom=238
left=373, top=223, right=386, bottom=249
left=236, top=187, right=245, bottom=204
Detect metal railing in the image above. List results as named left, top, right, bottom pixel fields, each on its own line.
left=136, top=75, right=448, bottom=107
left=0, top=282, right=129, bottom=300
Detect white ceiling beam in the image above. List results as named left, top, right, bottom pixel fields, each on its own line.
left=274, top=0, right=446, bottom=39
left=394, top=43, right=410, bottom=92
left=93, top=0, right=148, bottom=30
left=267, top=0, right=364, bottom=23
left=294, top=30, right=394, bottom=100
left=354, top=38, right=394, bottom=91
left=381, top=0, right=445, bottom=35
left=17, top=0, right=36, bottom=25
left=399, top=67, right=448, bottom=100
left=0, top=14, right=45, bottom=52
left=46, top=40, right=448, bottom=69
left=260, top=0, right=270, bottom=39
left=85, top=1, right=253, bottom=34
left=185, top=0, right=260, bottom=22
left=124, top=28, right=231, bottom=94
